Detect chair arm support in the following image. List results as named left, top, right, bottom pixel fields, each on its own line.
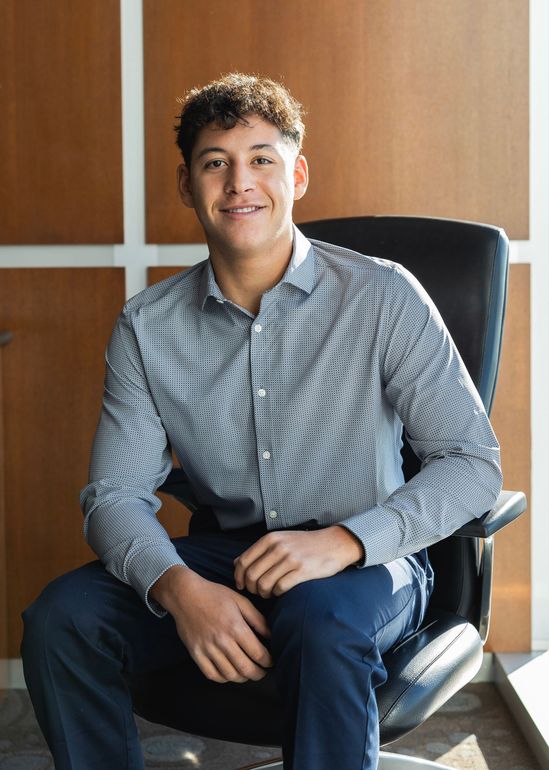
left=452, top=490, right=527, bottom=539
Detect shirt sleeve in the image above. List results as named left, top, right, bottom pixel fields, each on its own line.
left=80, top=308, right=186, bottom=616
left=340, top=264, right=503, bottom=566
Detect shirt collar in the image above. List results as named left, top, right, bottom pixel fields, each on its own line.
left=282, top=225, right=315, bottom=294
left=198, top=258, right=225, bottom=309
left=198, top=224, right=315, bottom=310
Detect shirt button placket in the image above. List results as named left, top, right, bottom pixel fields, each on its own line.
left=250, top=318, right=278, bottom=527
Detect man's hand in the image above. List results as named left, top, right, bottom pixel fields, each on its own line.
left=233, top=526, right=364, bottom=598
left=150, top=566, right=273, bottom=684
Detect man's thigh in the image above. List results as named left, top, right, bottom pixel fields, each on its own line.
left=268, top=553, right=431, bottom=656
left=23, top=531, right=261, bottom=675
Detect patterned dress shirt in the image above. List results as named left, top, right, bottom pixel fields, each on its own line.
left=81, top=226, right=502, bottom=615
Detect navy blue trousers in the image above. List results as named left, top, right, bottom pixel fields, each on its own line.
left=21, top=525, right=433, bottom=770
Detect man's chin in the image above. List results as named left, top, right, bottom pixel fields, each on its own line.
left=209, top=230, right=270, bottom=257
left=203, top=218, right=292, bottom=258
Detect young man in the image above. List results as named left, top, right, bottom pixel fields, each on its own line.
left=22, top=73, right=502, bottom=770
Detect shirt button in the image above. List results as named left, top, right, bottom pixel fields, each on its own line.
left=216, top=299, right=224, bottom=304
left=262, top=451, right=271, bottom=460
left=269, top=510, right=278, bottom=519
left=257, top=388, right=266, bottom=398
left=254, top=323, right=262, bottom=333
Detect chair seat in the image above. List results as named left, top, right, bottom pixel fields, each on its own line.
left=130, top=609, right=482, bottom=748
left=378, top=610, right=483, bottom=744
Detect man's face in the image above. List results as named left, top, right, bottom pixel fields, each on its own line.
left=178, top=115, right=308, bottom=258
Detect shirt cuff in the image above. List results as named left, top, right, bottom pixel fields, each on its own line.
left=122, top=541, right=188, bottom=617
left=339, top=505, right=402, bottom=567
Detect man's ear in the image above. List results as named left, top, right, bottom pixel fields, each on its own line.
left=177, top=163, right=195, bottom=208
left=293, top=154, right=309, bottom=201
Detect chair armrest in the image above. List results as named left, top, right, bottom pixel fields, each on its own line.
left=452, top=490, right=527, bottom=538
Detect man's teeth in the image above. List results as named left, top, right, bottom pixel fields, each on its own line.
left=226, top=206, right=260, bottom=213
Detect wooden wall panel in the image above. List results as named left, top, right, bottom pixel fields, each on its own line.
left=487, top=264, right=531, bottom=651
left=148, top=264, right=532, bottom=652
left=144, top=0, right=528, bottom=243
left=0, top=268, right=125, bottom=656
left=0, top=0, right=123, bottom=244
left=147, top=266, right=190, bottom=286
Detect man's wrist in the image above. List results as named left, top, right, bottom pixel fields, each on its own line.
left=149, top=564, right=201, bottom=614
left=331, top=525, right=365, bottom=567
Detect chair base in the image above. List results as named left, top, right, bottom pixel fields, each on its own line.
left=236, top=751, right=453, bottom=769
left=236, top=761, right=283, bottom=770
left=378, top=752, right=453, bottom=769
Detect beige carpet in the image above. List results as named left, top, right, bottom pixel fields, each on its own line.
left=0, top=683, right=541, bottom=769
left=390, top=683, right=540, bottom=770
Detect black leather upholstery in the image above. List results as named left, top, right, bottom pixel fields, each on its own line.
left=131, top=216, right=517, bottom=748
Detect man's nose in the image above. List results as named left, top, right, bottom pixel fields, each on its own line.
left=224, top=163, right=255, bottom=194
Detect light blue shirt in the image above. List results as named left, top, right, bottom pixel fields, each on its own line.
left=81, top=226, right=502, bottom=614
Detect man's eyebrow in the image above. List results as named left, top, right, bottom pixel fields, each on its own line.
left=196, top=146, right=227, bottom=160
left=196, top=143, right=279, bottom=160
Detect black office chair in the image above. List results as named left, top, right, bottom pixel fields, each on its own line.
left=131, top=216, right=526, bottom=770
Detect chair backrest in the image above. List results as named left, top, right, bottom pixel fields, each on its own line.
left=298, top=216, right=509, bottom=627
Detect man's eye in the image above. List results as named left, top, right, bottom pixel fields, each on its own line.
left=253, top=157, right=273, bottom=165
left=205, top=159, right=226, bottom=169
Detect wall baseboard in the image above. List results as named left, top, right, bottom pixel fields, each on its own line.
left=495, top=652, right=549, bottom=769
left=1, top=659, right=25, bottom=689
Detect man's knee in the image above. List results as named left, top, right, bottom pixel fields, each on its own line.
left=270, top=577, right=376, bottom=659
left=22, top=562, right=110, bottom=658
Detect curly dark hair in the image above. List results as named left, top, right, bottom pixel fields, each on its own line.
left=174, top=73, right=305, bottom=167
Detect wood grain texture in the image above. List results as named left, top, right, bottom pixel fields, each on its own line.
left=0, top=268, right=125, bottom=656
left=487, top=264, right=531, bottom=652
left=147, top=266, right=190, bottom=286
left=0, top=0, right=123, bottom=244
left=144, top=0, right=528, bottom=243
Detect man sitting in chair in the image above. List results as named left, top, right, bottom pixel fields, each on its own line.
left=22, top=73, right=502, bottom=770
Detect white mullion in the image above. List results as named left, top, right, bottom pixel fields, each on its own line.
left=530, top=0, right=549, bottom=650
left=116, top=0, right=158, bottom=299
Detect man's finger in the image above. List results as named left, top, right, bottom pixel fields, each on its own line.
left=248, top=560, right=297, bottom=598
left=236, top=628, right=273, bottom=671
left=237, top=595, right=272, bottom=639
left=234, top=537, right=272, bottom=588
left=217, top=636, right=270, bottom=682
left=208, top=646, right=249, bottom=683
left=271, top=569, right=303, bottom=596
left=237, top=605, right=273, bottom=671
left=193, top=650, right=231, bottom=684
left=238, top=549, right=284, bottom=593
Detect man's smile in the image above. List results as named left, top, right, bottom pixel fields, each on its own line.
left=219, top=204, right=267, bottom=217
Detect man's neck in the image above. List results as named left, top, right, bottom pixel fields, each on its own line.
left=208, top=233, right=294, bottom=315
